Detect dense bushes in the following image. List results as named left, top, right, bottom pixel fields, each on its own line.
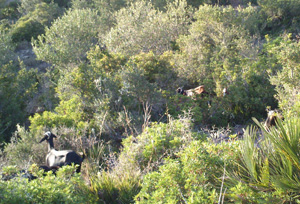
left=11, top=18, right=43, bottom=42
left=105, top=0, right=193, bottom=56
left=136, top=139, right=240, bottom=203
left=258, top=0, right=300, bottom=34
left=10, top=2, right=62, bottom=43
left=267, top=35, right=300, bottom=118
left=89, top=115, right=202, bottom=203
left=0, top=31, right=15, bottom=64
left=174, top=5, right=277, bottom=124
left=0, top=165, right=98, bottom=204
left=2, top=0, right=300, bottom=203
left=33, top=8, right=103, bottom=66
left=3, top=116, right=300, bottom=203
left=0, top=62, right=38, bottom=144
left=0, top=1, right=19, bottom=20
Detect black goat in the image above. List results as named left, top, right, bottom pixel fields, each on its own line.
left=40, top=132, right=85, bottom=173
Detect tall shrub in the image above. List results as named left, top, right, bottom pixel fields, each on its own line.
left=32, top=8, right=102, bottom=66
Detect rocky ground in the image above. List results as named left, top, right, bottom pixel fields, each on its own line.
left=15, top=41, right=49, bottom=72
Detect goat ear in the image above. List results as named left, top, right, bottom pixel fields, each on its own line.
left=39, top=136, right=47, bottom=143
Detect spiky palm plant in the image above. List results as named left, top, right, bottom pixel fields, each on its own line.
left=232, top=117, right=300, bottom=200
left=232, top=125, right=271, bottom=190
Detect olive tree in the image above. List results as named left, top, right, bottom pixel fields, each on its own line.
left=105, top=0, right=193, bottom=56
left=175, top=5, right=259, bottom=85
left=32, top=8, right=102, bottom=66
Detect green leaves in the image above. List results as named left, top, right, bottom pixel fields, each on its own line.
left=0, top=165, right=98, bottom=204
left=105, top=0, right=192, bottom=56
left=258, top=0, right=300, bottom=33
left=267, top=36, right=300, bottom=118
left=0, top=31, right=15, bottom=65
left=233, top=117, right=300, bottom=201
left=136, top=139, right=240, bottom=203
left=33, top=8, right=102, bottom=66
left=0, top=62, right=38, bottom=143
left=120, top=117, right=194, bottom=171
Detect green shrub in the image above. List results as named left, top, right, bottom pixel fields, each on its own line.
left=0, top=30, right=15, bottom=64
left=10, top=17, right=44, bottom=43
left=173, top=4, right=277, bottom=125
left=10, top=2, right=62, bottom=43
left=267, top=35, right=300, bottom=119
left=89, top=116, right=198, bottom=203
left=0, top=1, right=19, bottom=19
left=228, top=181, right=287, bottom=203
left=0, top=19, right=10, bottom=32
left=0, top=165, right=98, bottom=204
left=87, top=46, right=127, bottom=73
left=0, top=62, right=38, bottom=144
left=135, top=139, right=240, bottom=203
left=105, top=0, right=193, bottom=56
left=33, top=8, right=102, bottom=66
left=47, top=0, right=71, bottom=8
left=120, top=117, right=195, bottom=171
left=18, top=0, right=43, bottom=14
left=130, top=51, right=178, bottom=91
left=258, top=0, right=300, bottom=34
left=3, top=125, right=46, bottom=166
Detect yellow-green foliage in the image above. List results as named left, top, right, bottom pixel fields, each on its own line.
left=168, top=94, right=205, bottom=124
left=11, top=15, right=43, bottom=43
left=29, top=95, right=88, bottom=133
left=120, top=117, right=194, bottom=170
left=33, top=8, right=102, bottom=65
left=89, top=116, right=197, bottom=203
left=129, top=51, right=177, bottom=90
left=3, top=125, right=45, bottom=166
left=87, top=46, right=127, bottom=73
left=0, top=165, right=98, bottom=204
left=135, top=140, right=241, bottom=203
left=10, top=2, right=62, bottom=43
left=105, top=0, right=193, bottom=56
left=0, top=1, right=19, bottom=19
left=267, top=35, right=300, bottom=119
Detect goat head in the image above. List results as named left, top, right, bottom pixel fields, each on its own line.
left=40, top=131, right=57, bottom=143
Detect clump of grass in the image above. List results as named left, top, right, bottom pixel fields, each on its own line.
left=90, top=162, right=141, bottom=204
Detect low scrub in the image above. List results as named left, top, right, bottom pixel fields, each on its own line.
left=0, top=165, right=98, bottom=204
left=135, top=139, right=240, bottom=203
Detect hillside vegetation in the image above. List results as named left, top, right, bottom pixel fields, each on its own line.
left=1, top=0, right=300, bottom=203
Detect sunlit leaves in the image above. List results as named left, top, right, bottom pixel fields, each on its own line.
left=32, top=8, right=102, bottom=66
